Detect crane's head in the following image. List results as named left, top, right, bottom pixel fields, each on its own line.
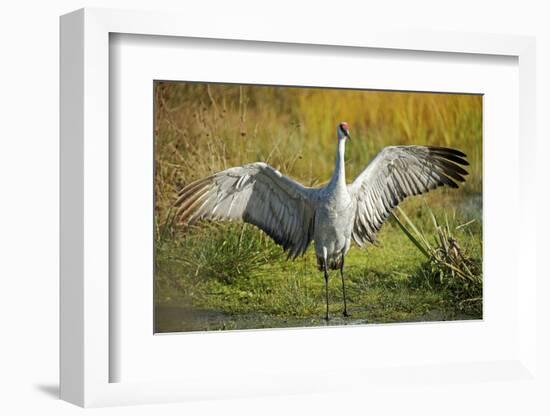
left=337, top=122, right=351, bottom=141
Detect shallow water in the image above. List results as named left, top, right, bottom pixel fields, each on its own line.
left=156, top=304, right=368, bottom=333
left=154, top=304, right=477, bottom=333
left=458, top=193, right=482, bottom=221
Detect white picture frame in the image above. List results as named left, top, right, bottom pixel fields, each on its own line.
left=60, top=8, right=537, bottom=408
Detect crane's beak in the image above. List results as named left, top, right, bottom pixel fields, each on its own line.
left=345, top=130, right=351, bottom=140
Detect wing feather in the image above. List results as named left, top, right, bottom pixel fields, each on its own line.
left=348, top=146, right=468, bottom=247
left=175, top=162, right=318, bottom=258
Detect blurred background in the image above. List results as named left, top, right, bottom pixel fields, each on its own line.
left=154, top=82, right=482, bottom=332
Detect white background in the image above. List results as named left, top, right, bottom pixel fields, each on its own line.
left=1, top=1, right=548, bottom=415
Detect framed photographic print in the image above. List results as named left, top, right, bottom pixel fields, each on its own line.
left=60, top=8, right=538, bottom=408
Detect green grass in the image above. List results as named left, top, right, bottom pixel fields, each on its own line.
left=153, top=82, right=483, bottom=332
left=393, top=206, right=482, bottom=316
left=155, top=201, right=482, bottom=331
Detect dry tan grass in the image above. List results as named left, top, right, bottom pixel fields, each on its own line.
left=154, top=82, right=482, bottom=233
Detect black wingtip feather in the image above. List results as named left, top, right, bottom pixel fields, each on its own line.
left=427, top=146, right=470, bottom=186
left=428, top=146, right=468, bottom=159
left=433, top=153, right=470, bottom=167
left=436, top=158, right=469, bottom=177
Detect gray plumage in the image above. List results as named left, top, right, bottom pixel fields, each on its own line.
left=175, top=122, right=468, bottom=319
left=348, top=145, right=469, bottom=248
left=175, top=162, right=317, bottom=259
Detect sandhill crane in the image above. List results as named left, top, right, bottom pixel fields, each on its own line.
left=175, top=122, right=468, bottom=320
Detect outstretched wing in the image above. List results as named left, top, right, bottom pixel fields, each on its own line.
left=175, top=162, right=318, bottom=258
left=347, top=146, right=469, bottom=247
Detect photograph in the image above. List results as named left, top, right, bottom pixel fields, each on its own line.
left=154, top=81, right=482, bottom=333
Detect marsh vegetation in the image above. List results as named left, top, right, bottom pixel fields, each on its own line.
left=154, top=82, right=482, bottom=332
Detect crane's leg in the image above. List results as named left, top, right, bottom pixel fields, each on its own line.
left=340, top=258, right=350, bottom=317
left=324, top=264, right=330, bottom=321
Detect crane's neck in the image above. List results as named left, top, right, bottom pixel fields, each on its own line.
left=329, top=139, right=347, bottom=188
